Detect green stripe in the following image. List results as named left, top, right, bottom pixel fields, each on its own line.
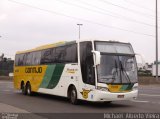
left=126, top=84, right=134, bottom=90
left=120, top=85, right=128, bottom=91
left=120, top=84, right=134, bottom=91
left=47, top=64, right=65, bottom=89
left=40, top=65, right=56, bottom=88
left=40, top=64, right=65, bottom=89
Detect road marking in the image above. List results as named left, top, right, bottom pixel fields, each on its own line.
left=139, top=94, right=160, bottom=97
left=131, top=99, right=160, bottom=105
left=3, top=90, right=12, bottom=92
left=150, top=102, right=160, bottom=105
left=131, top=100, right=149, bottom=103
left=0, top=82, right=13, bottom=84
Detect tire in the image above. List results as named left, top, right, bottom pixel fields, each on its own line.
left=69, top=86, right=78, bottom=105
left=21, top=83, right=27, bottom=95
left=26, top=83, right=32, bottom=96
left=104, top=101, right=112, bottom=104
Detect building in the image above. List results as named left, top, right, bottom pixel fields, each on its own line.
left=0, top=54, right=14, bottom=76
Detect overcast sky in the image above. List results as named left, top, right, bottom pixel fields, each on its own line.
left=0, top=0, right=159, bottom=63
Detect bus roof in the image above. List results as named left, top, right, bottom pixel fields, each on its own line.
left=16, top=41, right=76, bottom=54
left=16, top=39, right=131, bottom=54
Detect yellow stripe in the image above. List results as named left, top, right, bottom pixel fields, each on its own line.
left=108, top=85, right=122, bottom=92
left=108, top=84, right=131, bottom=93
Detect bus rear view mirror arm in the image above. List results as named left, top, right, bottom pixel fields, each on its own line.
left=92, top=50, right=101, bottom=66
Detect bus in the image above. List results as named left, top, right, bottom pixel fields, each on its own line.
left=14, top=40, right=138, bottom=104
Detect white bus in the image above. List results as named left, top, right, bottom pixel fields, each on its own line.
left=14, top=40, right=138, bottom=104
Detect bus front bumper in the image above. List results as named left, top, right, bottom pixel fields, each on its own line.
left=92, top=90, right=138, bottom=102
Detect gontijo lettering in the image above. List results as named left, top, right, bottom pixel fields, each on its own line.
left=25, top=67, right=42, bottom=73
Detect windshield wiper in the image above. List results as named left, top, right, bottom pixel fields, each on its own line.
left=111, top=60, right=118, bottom=83
left=119, top=61, right=132, bottom=84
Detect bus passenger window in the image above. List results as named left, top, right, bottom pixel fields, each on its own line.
left=41, top=49, right=53, bottom=64
left=32, top=51, right=41, bottom=65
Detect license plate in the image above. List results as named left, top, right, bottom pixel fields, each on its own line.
left=117, top=95, right=124, bottom=98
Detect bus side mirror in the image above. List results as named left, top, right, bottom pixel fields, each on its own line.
left=92, top=51, right=101, bottom=66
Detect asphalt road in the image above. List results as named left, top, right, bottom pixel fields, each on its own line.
left=0, top=80, right=160, bottom=119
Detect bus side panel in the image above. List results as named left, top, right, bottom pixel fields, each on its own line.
left=13, top=66, right=48, bottom=92
left=14, top=66, right=27, bottom=90
left=62, top=64, right=96, bottom=101
left=38, top=64, right=80, bottom=97
left=61, top=64, right=80, bottom=97
left=38, top=64, right=65, bottom=96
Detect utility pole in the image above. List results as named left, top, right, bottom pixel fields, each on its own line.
left=156, top=0, right=159, bottom=80
left=77, top=24, right=83, bottom=40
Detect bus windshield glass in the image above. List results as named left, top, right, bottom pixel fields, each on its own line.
left=95, top=42, right=138, bottom=84
left=95, top=42, right=134, bottom=54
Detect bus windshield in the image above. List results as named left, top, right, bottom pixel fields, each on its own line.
left=95, top=41, right=138, bottom=84
left=97, top=55, right=138, bottom=84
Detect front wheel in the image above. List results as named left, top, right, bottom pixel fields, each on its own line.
left=104, top=101, right=112, bottom=104
left=69, top=86, right=78, bottom=105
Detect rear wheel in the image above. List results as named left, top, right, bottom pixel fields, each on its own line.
left=21, top=83, right=27, bottom=95
left=69, top=86, right=78, bottom=105
left=26, top=83, right=32, bottom=96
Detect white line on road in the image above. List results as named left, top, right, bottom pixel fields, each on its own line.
left=0, top=82, right=13, bottom=84
left=139, top=94, right=160, bottom=97
left=2, top=90, right=12, bottom=92
left=131, top=99, right=160, bottom=105
left=131, top=100, right=149, bottom=103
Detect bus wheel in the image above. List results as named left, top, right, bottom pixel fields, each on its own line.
left=104, top=101, right=112, bottom=104
left=21, top=82, right=26, bottom=95
left=26, top=83, right=32, bottom=96
left=69, top=86, right=78, bottom=105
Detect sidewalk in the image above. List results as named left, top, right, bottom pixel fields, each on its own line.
left=0, top=103, right=46, bottom=119
left=0, top=103, right=29, bottom=113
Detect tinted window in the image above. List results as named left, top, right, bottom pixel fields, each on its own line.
left=55, top=46, right=65, bottom=63
left=41, top=44, right=77, bottom=64
left=15, top=54, right=19, bottom=66
left=65, top=44, right=77, bottom=63
left=25, top=53, right=33, bottom=66
left=15, top=44, right=77, bottom=66
left=80, top=42, right=95, bottom=85
left=55, top=44, right=77, bottom=63
left=41, top=49, right=53, bottom=64
left=32, top=51, right=41, bottom=65
left=15, top=54, right=24, bottom=66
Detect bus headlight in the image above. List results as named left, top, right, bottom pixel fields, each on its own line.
left=97, top=86, right=109, bottom=91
